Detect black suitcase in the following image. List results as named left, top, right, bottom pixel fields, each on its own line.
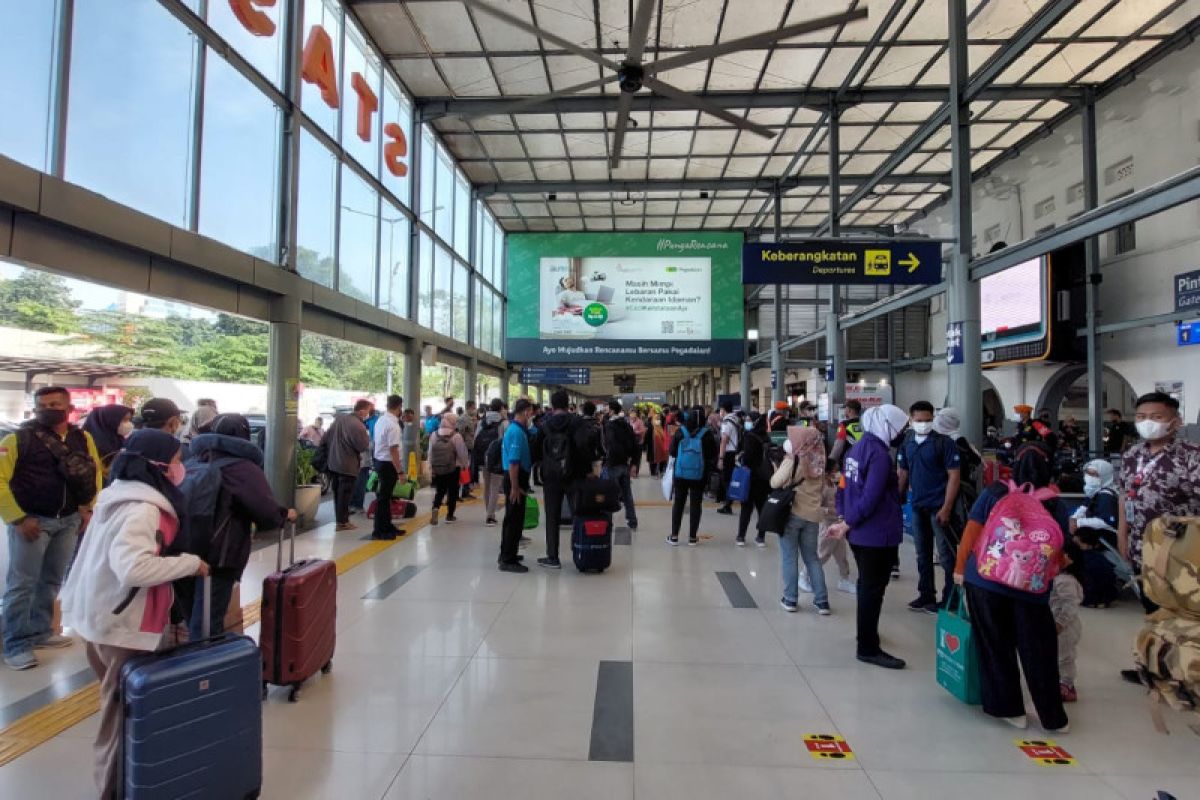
left=572, top=514, right=613, bottom=573
left=573, top=475, right=622, bottom=516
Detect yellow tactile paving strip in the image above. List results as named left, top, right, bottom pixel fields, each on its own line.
left=0, top=503, right=448, bottom=768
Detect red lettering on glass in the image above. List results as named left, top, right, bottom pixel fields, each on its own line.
left=228, top=0, right=276, bottom=37
left=383, top=123, right=409, bottom=178
left=351, top=73, right=378, bottom=142
left=301, top=26, right=339, bottom=109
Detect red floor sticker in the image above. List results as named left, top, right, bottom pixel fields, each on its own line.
left=1015, top=739, right=1077, bottom=766
left=803, top=733, right=855, bottom=761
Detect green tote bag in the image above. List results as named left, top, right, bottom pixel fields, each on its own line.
left=523, top=495, right=540, bottom=530
left=936, top=585, right=982, bottom=705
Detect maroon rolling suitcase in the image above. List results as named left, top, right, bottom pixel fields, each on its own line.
left=260, top=523, right=336, bottom=701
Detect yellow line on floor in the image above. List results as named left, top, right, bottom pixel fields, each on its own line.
left=0, top=503, right=449, bottom=768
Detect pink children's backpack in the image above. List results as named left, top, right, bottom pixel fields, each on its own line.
left=973, top=481, right=1064, bottom=594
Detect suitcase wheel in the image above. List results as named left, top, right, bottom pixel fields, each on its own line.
left=321, top=660, right=333, bottom=675
left=262, top=682, right=268, bottom=700
left=288, top=684, right=301, bottom=703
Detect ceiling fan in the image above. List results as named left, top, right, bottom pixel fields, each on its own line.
left=452, top=0, right=869, bottom=168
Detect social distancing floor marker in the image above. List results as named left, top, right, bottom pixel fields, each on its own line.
left=804, top=733, right=855, bottom=761
left=0, top=500, right=461, bottom=768
left=1015, top=738, right=1077, bottom=767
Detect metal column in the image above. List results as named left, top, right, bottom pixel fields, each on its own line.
left=465, top=357, right=478, bottom=407
left=740, top=362, right=752, bottom=411
left=266, top=293, right=302, bottom=504
left=826, top=99, right=847, bottom=428
left=1082, top=89, right=1104, bottom=456
left=771, top=184, right=785, bottom=404
left=946, top=0, right=982, bottom=443
left=499, top=371, right=510, bottom=405
left=404, top=339, right=422, bottom=417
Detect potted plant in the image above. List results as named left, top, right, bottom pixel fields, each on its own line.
left=294, top=446, right=322, bottom=529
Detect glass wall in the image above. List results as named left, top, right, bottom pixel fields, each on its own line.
left=0, top=0, right=504, bottom=360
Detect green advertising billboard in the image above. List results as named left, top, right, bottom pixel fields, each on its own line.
left=505, top=231, right=744, bottom=364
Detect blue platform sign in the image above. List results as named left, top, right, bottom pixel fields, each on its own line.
left=824, top=357, right=834, bottom=381
left=1174, top=269, right=1200, bottom=312
left=743, top=240, right=942, bottom=285
left=946, top=321, right=965, bottom=364
left=519, top=367, right=591, bottom=384
left=1177, top=321, right=1200, bottom=347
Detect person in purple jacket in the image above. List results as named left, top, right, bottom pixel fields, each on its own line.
left=177, top=413, right=295, bottom=639
left=833, top=404, right=910, bottom=670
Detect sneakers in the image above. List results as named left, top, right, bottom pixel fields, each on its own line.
left=1120, top=668, right=1142, bottom=685
left=837, top=578, right=858, bottom=595
left=780, top=598, right=799, bottom=613
left=856, top=651, right=906, bottom=670
left=1060, top=683, right=1078, bottom=703
left=755, top=536, right=766, bottom=548
left=891, top=567, right=901, bottom=580
left=430, top=509, right=439, bottom=526
left=687, top=537, right=699, bottom=547
left=4, top=651, right=37, bottom=670
left=498, top=561, right=529, bottom=573
left=797, top=572, right=813, bottom=594
left=335, top=522, right=356, bottom=532
left=1044, top=722, right=1070, bottom=734
left=485, top=517, right=498, bottom=527
left=735, top=537, right=746, bottom=547
left=1002, top=715, right=1029, bottom=730
left=814, top=601, right=831, bottom=616
left=537, top=557, right=562, bottom=569
left=716, top=506, right=734, bottom=515
left=34, top=635, right=73, bottom=650
left=445, top=515, right=457, bottom=523
left=667, top=535, right=680, bottom=546
left=908, top=597, right=937, bottom=614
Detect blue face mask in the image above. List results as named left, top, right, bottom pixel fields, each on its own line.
left=744, top=421, right=754, bottom=432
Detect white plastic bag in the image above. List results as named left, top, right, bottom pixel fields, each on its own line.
left=661, top=457, right=675, bottom=500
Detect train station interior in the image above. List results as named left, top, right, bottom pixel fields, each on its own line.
left=1, top=1, right=1199, bottom=798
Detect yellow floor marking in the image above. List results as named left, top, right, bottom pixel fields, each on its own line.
left=0, top=503, right=450, bottom=767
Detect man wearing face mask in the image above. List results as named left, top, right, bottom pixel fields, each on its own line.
left=897, top=401, right=962, bottom=614
left=1118, top=393, right=1200, bottom=625
left=0, top=386, right=104, bottom=670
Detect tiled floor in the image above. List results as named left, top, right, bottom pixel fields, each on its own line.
left=0, top=478, right=1196, bottom=799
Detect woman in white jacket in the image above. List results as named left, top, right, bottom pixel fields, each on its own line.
left=60, top=429, right=208, bottom=799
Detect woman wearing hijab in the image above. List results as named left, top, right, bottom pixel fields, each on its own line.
left=59, top=430, right=208, bottom=799
left=653, top=414, right=670, bottom=476
left=428, top=412, right=469, bottom=525
left=736, top=412, right=773, bottom=546
left=1069, top=459, right=1122, bottom=607
left=953, top=442, right=1071, bottom=733
left=667, top=406, right=718, bottom=545
left=772, top=426, right=832, bottom=613
left=832, top=404, right=909, bottom=669
left=81, top=404, right=134, bottom=481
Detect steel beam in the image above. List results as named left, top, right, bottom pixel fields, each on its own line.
left=839, top=283, right=946, bottom=331
left=1081, top=90, right=1103, bottom=456
left=826, top=101, right=846, bottom=427
left=416, top=85, right=1078, bottom=119
left=1081, top=310, right=1199, bottom=337
left=749, top=329, right=825, bottom=365
left=970, top=165, right=1200, bottom=281
left=477, top=173, right=949, bottom=197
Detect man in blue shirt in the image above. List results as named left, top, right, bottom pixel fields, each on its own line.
left=897, top=400, right=961, bottom=614
left=498, top=398, right=535, bottom=572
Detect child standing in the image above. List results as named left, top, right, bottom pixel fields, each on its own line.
left=1050, top=541, right=1085, bottom=703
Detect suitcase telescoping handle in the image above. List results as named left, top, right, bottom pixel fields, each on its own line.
left=275, top=521, right=297, bottom=572
left=200, top=574, right=211, bottom=640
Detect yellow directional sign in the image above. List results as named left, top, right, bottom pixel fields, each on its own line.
left=901, top=253, right=920, bottom=273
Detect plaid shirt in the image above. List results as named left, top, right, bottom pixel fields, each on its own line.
left=1120, top=437, right=1200, bottom=569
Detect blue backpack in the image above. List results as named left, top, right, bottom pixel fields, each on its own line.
left=172, top=456, right=237, bottom=560
left=675, top=426, right=705, bottom=481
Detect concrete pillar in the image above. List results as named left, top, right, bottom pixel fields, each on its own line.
left=499, top=371, right=510, bottom=405
left=266, top=293, right=302, bottom=504
left=404, top=340, right=422, bottom=418
left=740, top=363, right=751, bottom=411
left=465, top=357, right=478, bottom=408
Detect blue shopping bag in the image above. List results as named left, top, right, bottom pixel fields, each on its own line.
left=727, top=465, right=752, bottom=503
left=935, top=586, right=981, bottom=705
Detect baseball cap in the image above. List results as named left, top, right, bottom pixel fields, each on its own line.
left=139, top=397, right=182, bottom=428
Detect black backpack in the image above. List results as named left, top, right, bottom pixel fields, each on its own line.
left=541, top=423, right=575, bottom=483
left=485, top=436, right=505, bottom=475
left=759, top=437, right=786, bottom=482
left=474, top=422, right=501, bottom=469
left=603, top=417, right=635, bottom=465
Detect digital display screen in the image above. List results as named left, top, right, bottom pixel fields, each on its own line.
left=980, top=257, right=1046, bottom=347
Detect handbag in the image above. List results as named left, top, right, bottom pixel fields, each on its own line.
left=706, top=470, right=723, bottom=499
left=661, top=457, right=675, bottom=501
left=936, top=585, right=982, bottom=705
left=523, top=495, right=540, bottom=530
left=459, top=467, right=472, bottom=486
left=728, top=465, right=752, bottom=503
left=757, top=456, right=801, bottom=536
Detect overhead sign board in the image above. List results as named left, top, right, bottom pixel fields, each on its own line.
left=742, top=240, right=942, bottom=285
left=1174, top=269, right=1200, bottom=312
left=519, top=367, right=591, bottom=385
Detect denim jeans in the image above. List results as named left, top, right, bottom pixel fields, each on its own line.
left=912, top=507, right=956, bottom=605
left=779, top=515, right=827, bottom=606
left=3, top=514, right=81, bottom=657
left=606, top=464, right=638, bottom=528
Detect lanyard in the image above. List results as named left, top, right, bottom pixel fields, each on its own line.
left=1128, top=450, right=1166, bottom=498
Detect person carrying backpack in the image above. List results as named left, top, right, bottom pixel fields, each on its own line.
left=953, top=441, right=1071, bottom=733
left=474, top=402, right=507, bottom=526
left=602, top=399, right=639, bottom=532
left=428, top=414, right=469, bottom=525
left=667, top=406, right=717, bottom=546
left=175, top=414, right=293, bottom=640
left=58, top=429, right=208, bottom=798
left=715, top=400, right=742, bottom=515
left=736, top=412, right=773, bottom=546
left=537, top=391, right=587, bottom=569
left=934, top=407, right=981, bottom=536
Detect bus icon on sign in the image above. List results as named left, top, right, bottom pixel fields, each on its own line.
left=864, top=250, right=891, bottom=277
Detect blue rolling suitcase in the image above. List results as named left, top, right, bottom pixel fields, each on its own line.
left=122, top=578, right=262, bottom=799
left=572, top=514, right=613, bottom=573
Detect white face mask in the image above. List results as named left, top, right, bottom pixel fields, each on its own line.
left=1136, top=419, right=1172, bottom=441
left=911, top=421, right=933, bottom=436
left=117, top=421, right=134, bottom=437
left=1010, top=413, right=1024, bottom=423
left=783, top=439, right=793, bottom=455
left=1083, top=475, right=1102, bottom=497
